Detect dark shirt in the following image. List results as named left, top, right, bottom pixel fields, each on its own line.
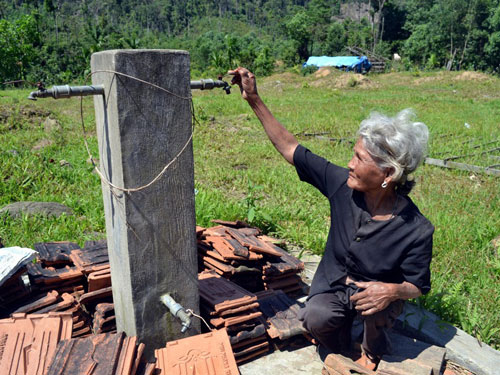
left=293, top=144, right=434, bottom=298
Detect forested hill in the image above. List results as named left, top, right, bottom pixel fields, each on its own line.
left=1, top=0, right=500, bottom=84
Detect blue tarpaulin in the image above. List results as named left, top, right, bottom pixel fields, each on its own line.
left=303, top=56, right=372, bottom=73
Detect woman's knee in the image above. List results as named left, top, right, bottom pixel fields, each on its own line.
left=301, top=300, right=345, bottom=332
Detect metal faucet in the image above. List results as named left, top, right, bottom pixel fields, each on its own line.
left=28, top=84, right=105, bottom=100
left=160, top=293, right=192, bottom=333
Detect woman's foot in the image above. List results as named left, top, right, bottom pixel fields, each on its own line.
left=354, top=352, right=379, bottom=371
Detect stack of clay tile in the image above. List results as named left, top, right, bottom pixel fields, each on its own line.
left=47, top=331, right=146, bottom=375
left=0, top=312, right=73, bottom=375
left=70, top=240, right=115, bottom=335
left=0, top=266, right=31, bottom=314
left=198, top=270, right=270, bottom=364
left=197, top=220, right=305, bottom=295
left=1, top=242, right=91, bottom=338
left=27, top=241, right=85, bottom=298
left=1, top=240, right=116, bottom=338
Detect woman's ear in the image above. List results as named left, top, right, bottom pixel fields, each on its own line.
left=384, top=167, right=395, bottom=182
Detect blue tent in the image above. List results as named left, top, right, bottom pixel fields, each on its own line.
left=303, top=56, right=372, bottom=73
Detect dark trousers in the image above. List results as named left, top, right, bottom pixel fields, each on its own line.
left=299, top=285, right=404, bottom=359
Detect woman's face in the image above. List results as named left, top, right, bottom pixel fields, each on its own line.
left=347, top=138, right=388, bottom=193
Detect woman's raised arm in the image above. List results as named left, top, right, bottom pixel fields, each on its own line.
left=228, top=67, right=298, bottom=165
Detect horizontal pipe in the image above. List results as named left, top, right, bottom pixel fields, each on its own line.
left=28, top=85, right=105, bottom=100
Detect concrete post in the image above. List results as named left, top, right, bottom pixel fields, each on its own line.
left=90, top=50, right=199, bottom=360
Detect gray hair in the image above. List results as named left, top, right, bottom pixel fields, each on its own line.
left=358, top=109, right=429, bottom=195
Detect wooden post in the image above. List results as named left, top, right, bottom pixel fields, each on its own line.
left=90, top=50, right=199, bottom=360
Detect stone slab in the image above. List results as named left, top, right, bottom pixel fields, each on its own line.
left=0, top=202, right=73, bottom=218
left=239, top=342, right=324, bottom=375
left=395, top=302, right=500, bottom=375
left=384, top=332, right=445, bottom=375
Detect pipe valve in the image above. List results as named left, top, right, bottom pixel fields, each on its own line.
left=160, top=293, right=192, bottom=333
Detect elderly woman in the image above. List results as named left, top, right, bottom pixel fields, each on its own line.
left=229, top=67, right=434, bottom=370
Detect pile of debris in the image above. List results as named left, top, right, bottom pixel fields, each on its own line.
left=0, top=221, right=310, bottom=373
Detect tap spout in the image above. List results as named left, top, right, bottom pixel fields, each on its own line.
left=160, top=293, right=192, bottom=333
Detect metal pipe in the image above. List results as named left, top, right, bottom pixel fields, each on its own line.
left=160, top=293, right=192, bottom=333
left=190, top=79, right=231, bottom=94
left=28, top=85, right=105, bottom=101
left=27, top=78, right=230, bottom=101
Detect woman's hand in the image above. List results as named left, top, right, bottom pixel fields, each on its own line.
left=228, top=67, right=258, bottom=102
left=350, top=281, right=398, bottom=316
left=350, top=280, right=421, bottom=316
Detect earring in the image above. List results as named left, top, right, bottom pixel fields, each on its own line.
left=381, top=181, right=388, bottom=188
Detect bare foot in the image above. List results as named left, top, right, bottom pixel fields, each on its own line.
left=354, top=352, right=379, bottom=371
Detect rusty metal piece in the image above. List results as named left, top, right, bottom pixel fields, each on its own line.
left=33, top=242, right=80, bottom=266
left=155, top=329, right=239, bottom=375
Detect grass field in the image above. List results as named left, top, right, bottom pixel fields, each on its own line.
left=0, top=69, right=499, bottom=348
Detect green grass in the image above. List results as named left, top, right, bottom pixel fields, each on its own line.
left=1, top=70, right=499, bottom=348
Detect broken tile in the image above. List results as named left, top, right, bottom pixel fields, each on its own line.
left=228, top=324, right=267, bottom=346
left=256, top=289, right=305, bottom=340
left=31, top=293, right=75, bottom=314
left=322, top=353, right=376, bottom=375
left=87, top=267, right=111, bottom=292
left=70, top=241, right=109, bottom=275
left=209, top=310, right=263, bottom=329
left=211, top=219, right=250, bottom=228
left=234, top=346, right=269, bottom=365
left=27, top=262, right=84, bottom=286
left=225, top=228, right=281, bottom=257
left=155, top=329, right=239, bottom=375
left=79, top=286, right=113, bottom=305
left=34, top=242, right=80, bottom=266
left=46, top=332, right=141, bottom=375
left=13, top=290, right=60, bottom=314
